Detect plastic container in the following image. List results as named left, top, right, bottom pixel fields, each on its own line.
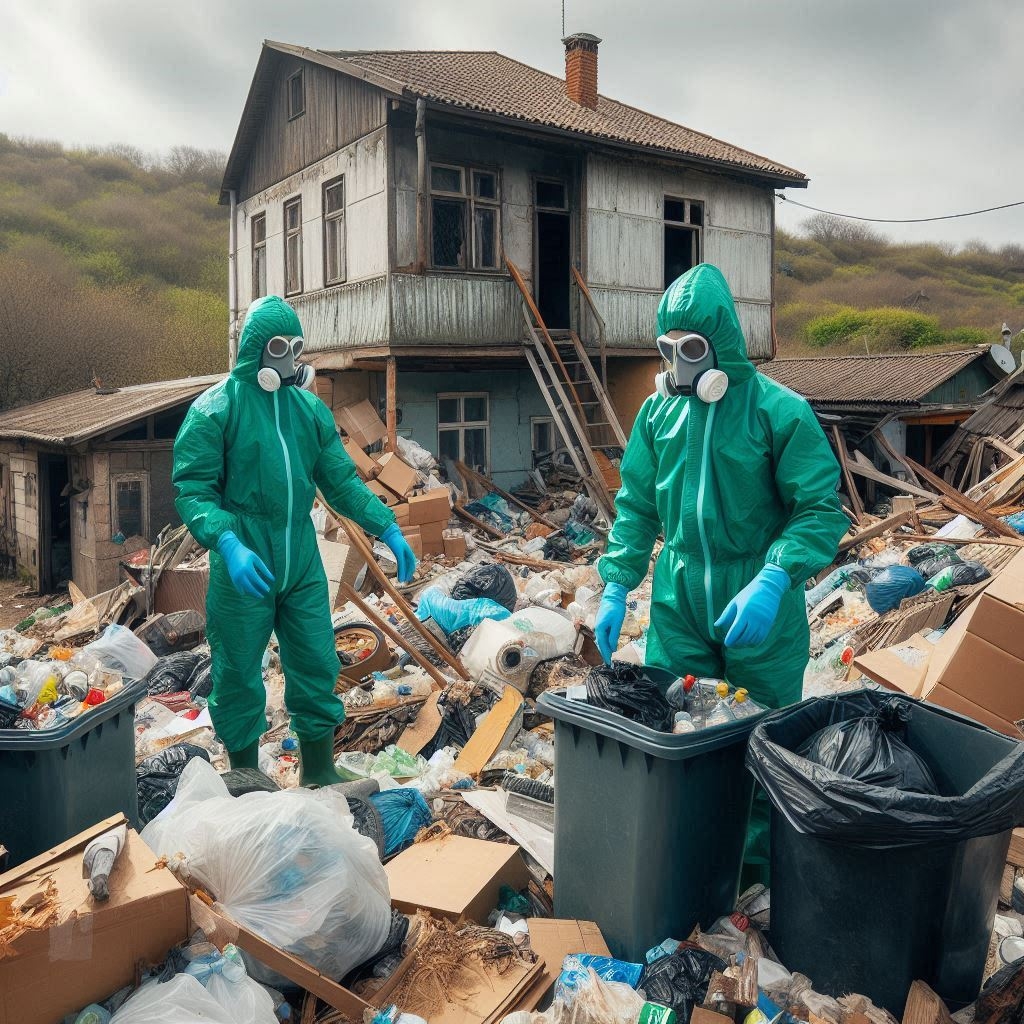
left=0, top=677, right=145, bottom=867
left=749, top=693, right=1024, bottom=1014
left=538, top=667, right=767, bottom=961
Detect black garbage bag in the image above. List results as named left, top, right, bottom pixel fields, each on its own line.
left=907, top=542, right=957, bottom=567
left=188, top=659, right=214, bottom=699
left=450, top=562, right=518, bottom=612
left=801, top=697, right=939, bottom=793
left=583, top=663, right=674, bottom=731
left=543, top=535, right=575, bottom=562
left=915, top=553, right=963, bottom=580
left=747, top=691, right=1024, bottom=848
left=639, top=947, right=726, bottom=1021
left=136, top=743, right=211, bottom=825
left=927, top=560, right=991, bottom=590
left=143, top=650, right=207, bottom=696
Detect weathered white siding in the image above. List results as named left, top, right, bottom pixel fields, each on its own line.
left=235, top=127, right=389, bottom=350
left=585, top=154, right=775, bottom=358
left=390, top=274, right=522, bottom=347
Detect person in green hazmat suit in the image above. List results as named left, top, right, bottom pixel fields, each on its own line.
left=172, top=295, right=417, bottom=786
left=594, top=264, right=848, bottom=881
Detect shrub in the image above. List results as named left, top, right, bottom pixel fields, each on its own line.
left=805, top=306, right=941, bottom=349
left=941, top=326, right=991, bottom=347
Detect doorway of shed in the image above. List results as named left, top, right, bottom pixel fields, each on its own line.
left=535, top=181, right=571, bottom=329
left=38, top=453, right=71, bottom=591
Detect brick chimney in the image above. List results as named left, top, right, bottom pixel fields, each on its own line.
left=563, top=32, right=601, bottom=109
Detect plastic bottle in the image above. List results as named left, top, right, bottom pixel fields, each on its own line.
left=672, top=711, right=696, bottom=735
left=704, top=699, right=737, bottom=728
left=73, top=1006, right=111, bottom=1024
left=665, top=674, right=696, bottom=711
left=727, top=689, right=766, bottom=719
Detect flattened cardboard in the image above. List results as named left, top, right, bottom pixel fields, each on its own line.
left=409, top=490, right=451, bottom=526
left=854, top=634, right=933, bottom=696
left=396, top=691, right=442, bottom=755
left=188, top=896, right=372, bottom=1021
left=367, top=480, right=401, bottom=508
left=0, top=822, right=189, bottom=1024
left=335, top=400, right=387, bottom=447
left=375, top=452, right=418, bottom=499
left=513, top=919, right=611, bottom=1011
left=455, top=687, right=525, bottom=777
left=342, top=437, right=378, bottom=480
left=385, top=834, right=531, bottom=924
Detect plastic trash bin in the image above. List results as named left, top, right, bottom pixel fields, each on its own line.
left=538, top=668, right=767, bottom=961
left=747, top=691, right=1024, bottom=1015
left=0, top=678, right=146, bottom=867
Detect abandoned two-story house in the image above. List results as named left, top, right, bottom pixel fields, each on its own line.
left=220, top=35, right=808, bottom=494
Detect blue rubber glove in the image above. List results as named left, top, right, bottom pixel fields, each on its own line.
left=217, top=531, right=274, bottom=599
left=381, top=523, right=418, bottom=583
left=595, top=582, right=629, bottom=664
left=714, top=564, right=791, bottom=648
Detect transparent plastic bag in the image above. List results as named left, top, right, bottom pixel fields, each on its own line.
left=109, top=974, right=236, bottom=1024
left=83, top=624, right=159, bottom=680
left=142, top=759, right=391, bottom=984
left=183, top=943, right=277, bottom=1024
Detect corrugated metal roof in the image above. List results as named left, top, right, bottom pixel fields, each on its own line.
left=0, top=376, right=223, bottom=446
left=760, top=350, right=989, bottom=406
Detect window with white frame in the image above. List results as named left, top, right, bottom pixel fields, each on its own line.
left=283, top=196, right=302, bottom=296
left=323, top=177, right=346, bottom=285
left=664, top=196, right=703, bottom=289
left=437, top=393, right=489, bottom=472
left=430, top=164, right=500, bottom=270
left=251, top=212, right=267, bottom=300
left=530, top=416, right=566, bottom=466
left=111, top=473, right=149, bottom=539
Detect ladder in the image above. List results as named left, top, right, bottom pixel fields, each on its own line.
left=505, top=257, right=627, bottom=521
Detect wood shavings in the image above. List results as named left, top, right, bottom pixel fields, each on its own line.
left=0, top=878, right=60, bottom=958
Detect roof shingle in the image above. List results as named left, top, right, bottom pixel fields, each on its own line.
left=321, top=48, right=806, bottom=183
left=760, top=350, right=989, bottom=406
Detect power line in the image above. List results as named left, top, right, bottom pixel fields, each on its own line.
left=774, top=193, right=1024, bottom=224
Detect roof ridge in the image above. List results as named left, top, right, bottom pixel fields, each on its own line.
left=768, top=349, right=984, bottom=363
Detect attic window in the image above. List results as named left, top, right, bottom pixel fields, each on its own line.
left=287, top=69, right=305, bottom=120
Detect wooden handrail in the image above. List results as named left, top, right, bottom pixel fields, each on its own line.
left=571, top=265, right=608, bottom=386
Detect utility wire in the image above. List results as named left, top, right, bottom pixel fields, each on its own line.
left=774, top=192, right=1024, bottom=224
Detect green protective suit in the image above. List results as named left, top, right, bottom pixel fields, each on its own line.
left=599, top=264, right=848, bottom=871
left=172, top=296, right=395, bottom=753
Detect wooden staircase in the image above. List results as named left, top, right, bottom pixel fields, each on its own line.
left=505, top=257, right=626, bottom=520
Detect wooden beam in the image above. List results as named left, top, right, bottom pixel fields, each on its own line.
left=872, top=429, right=922, bottom=487
left=339, top=583, right=451, bottom=690
left=455, top=459, right=558, bottom=530
left=903, top=455, right=1021, bottom=538
left=831, top=425, right=865, bottom=523
left=385, top=356, right=398, bottom=452
left=454, top=502, right=504, bottom=539
left=838, top=510, right=913, bottom=553
left=902, top=981, right=953, bottom=1024
left=848, top=455, right=938, bottom=501
left=900, top=533, right=1024, bottom=548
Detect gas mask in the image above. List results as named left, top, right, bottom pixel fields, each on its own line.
left=654, top=331, right=729, bottom=403
left=256, top=335, right=316, bottom=392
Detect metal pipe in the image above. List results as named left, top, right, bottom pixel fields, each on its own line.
left=228, top=188, right=239, bottom=367
left=415, top=98, right=428, bottom=273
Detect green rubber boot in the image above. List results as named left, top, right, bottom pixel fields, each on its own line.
left=298, top=733, right=356, bottom=788
left=227, top=740, right=260, bottom=771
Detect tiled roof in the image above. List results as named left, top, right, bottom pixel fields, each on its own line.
left=320, top=47, right=807, bottom=183
left=0, top=376, right=223, bottom=446
left=760, top=350, right=989, bottom=406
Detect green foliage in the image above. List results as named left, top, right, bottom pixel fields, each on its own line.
left=806, top=307, right=943, bottom=350
left=0, top=136, right=228, bottom=409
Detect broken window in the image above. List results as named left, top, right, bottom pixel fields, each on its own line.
left=430, top=164, right=501, bottom=271
left=531, top=416, right=566, bottom=466
left=284, top=197, right=302, bottom=297
left=287, top=69, right=305, bottom=119
left=323, top=176, right=346, bottom=285
left=251, top=212, right=267, bottom=300
left=111, top=473, right=149, bottom=539
left=664, top=196, right=704, bottom=289
left=437, top=393, right=489, bottom=473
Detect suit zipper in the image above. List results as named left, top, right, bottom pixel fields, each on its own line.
left=696, top=402, right=717, bottom=636
left=273, top=391, right=293, bottom=590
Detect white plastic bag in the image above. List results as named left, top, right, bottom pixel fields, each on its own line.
left=142, top=759, right=391, bottom=984
left=83, top=624, right=158, bottom=680
left=183, top=943, right=277, bottom=1024
left=109, top=974, right=235, bottom=1024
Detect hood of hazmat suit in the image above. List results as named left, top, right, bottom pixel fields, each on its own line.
left=172, top=296, right=395, bottom=753
left=598, top=264, right=848, bottom=709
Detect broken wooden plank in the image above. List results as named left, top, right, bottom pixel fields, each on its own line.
left=1007, top=829, right=1024, bottom=871
left=832, top=426, right=866, bottom=523
left=838, top=511, right=914, bottom=553
left=874, top=429, right=923, bottom=488
left=454, top=687, right=525, bottom=777
left=848, top=455, right=938, bottom=502
left=892, top=495, right=922, bottom=533
left=901, top=533, right=1024, bottom=548
left=903, top=981, right=954, bottom=1024
left=454, top=503, right=504, bottom=539
left=904, top=456, right=1020, bottom=538
left=455, top=460, right=558, bottom=530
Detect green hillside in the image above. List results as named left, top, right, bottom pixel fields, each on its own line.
left=775, top=215, right=1024, bottom=356
left=0, top=136, right=228, bottom=410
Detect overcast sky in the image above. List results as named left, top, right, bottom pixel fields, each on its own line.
left=3, top=0, right=1022, bottom=248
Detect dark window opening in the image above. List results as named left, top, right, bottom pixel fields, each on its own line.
left=287, top=69, right=305, bottom=119
left=430, top=163, right=500, bottom=271
left=284, top=197, right=302, bottom=296
left=536, top=180, right=567, bottom=210
left=431, top=199, right=466, bottom=268
left=39, top=454, right=71, bottom=590
left=535, top=178, right=571, bottom=329
left=663, top=197, right=703, bottom=289
left=153, top=406, right=189, bottom=439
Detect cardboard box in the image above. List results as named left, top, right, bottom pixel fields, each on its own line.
left=393, top=502, right=410, bottom=527
left=342, top=437, right=378, bottom=480
left=858, top=549, right=1024, bottom=737
left=513, top=919, right=611, bottom=1011
left=335, top=400, right=387, bottom=448
left=443, top=528, right=468, bottom=560
left=367, top=480, right=401, bottom=508
left=385, top=834, right=531, bottom=924
left=402, top=525, right=423, bottom=559
left=408, top=489, right=451, bottom=526
left=154, top=564, right=209, bottom=616
left=0, top=817, right=190, bottom=1024
left=375, top=452, right=418, bottom=498
left=419, top=521, right=447, bottom=554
